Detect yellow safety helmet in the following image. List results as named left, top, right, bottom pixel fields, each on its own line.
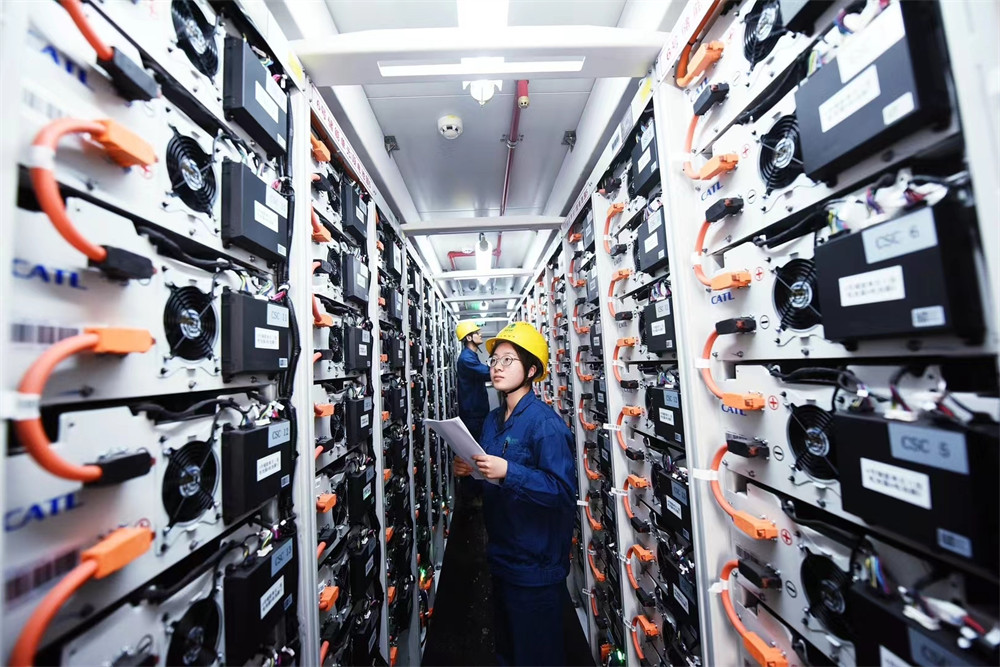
left=485, top=321, right=549, bottom=383
left=455, top=320, right=482, bottom=342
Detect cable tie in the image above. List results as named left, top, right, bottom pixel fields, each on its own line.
left=609, top=488, right=629, bottom=497
left=603, top=424, right=622, bottom=432
left=27, top=145, right=56, bottom=170
left=689, top=468, right=718, bottom=481
left=613, top=360, right=627, bottom=368
left=4, top=392, right=42, bottom=420
left=709, top=581, right=728, bottom=594
left=690, top=252, right=703, bottom=265
left=694, top=358, right=712, bottom=369
left=581, top=587, right=595, bottom=598
left=577, top=500, right=590, bottom=507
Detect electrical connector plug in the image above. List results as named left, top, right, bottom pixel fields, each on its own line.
left=706, top=197, right=744, bottom=222
left=738, top=560, right=782, bottom=590
left=90, top=245, right=155, bottom=281
left=319, top=585, right=340, bottom=611
left=743, top=632, right=788, bottom=667
left=91, top=120, right=157, bottom=168
left=732, top=512, right=779, bottom=541
left=98, top=48, right=160, bottom=101
left=716, top=317, right=757, bottom=335
left=311, top=136, right=331, bottom=162
left=693, top=83, right=730, bottom=116
left=84, top=526, right=154, bottom=578
left=316, top=493, right=337, bottom=513
left=314, top=403, right=335, bottom=417
left=710, top=271, right=753, bottom=290
left=86, top=451, right=153, bottom=486
left=727, top=434, right=769, bottom=458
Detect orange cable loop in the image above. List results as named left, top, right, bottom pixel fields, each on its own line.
left=710, top=446, right=778, bottom=540
left=578, top=398, right=598, bottom=432
left=631, top=615, right=660, bottom=661
left=674, top=0, right=726, bottom=88
left=603, top=203, right=626, bottom=254
left=587, top=546, right=606, bottom=583
left=720, top=560, right=789, bottom=667
left=700, top=331, right=765, bottom=411
left=60, top=0, right=114, bottom=61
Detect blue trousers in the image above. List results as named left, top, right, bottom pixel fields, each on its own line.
left=492, top=575, right=566, bottom=666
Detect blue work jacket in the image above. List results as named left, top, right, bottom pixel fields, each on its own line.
left=480, top=390, right=577, bottom=586
left=456, top=347, right=491, bottom=438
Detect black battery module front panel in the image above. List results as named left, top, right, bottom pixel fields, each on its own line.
left=388, top=290, right=404, bottom=324
left=813, top=203, right=984, bottom=343
left=224, top=538, right=298, bottom=665
left=223, top=37, right=289, bottom=157
left=221, top=291, right=291, bottom=378
left=635, top=207, right=668, bottom=274
left=346, top=396, right=374, bottom=446
left=343, top=254, right=371, bottom=307
left=221, top=160, right=289, bottom=262
left=630, top=121, right=660, bottom=198
left=349, top=532, right=379, bottom=598
left=221, top=419, right=294, bottom=523
left=347, top=464, right=377, bottom=518
left=342, top=182, right=368, bottom=243
left=344, top=326, right=373, bottom=373
left=794, top=1, right=951, bottom=181
left=641, top=299, right=677, bottom=354
left=648, top=387, right=683, bottom=447
left=834, top=412, right=999, bottom=570
left=390, top=337, right=405, bottom=369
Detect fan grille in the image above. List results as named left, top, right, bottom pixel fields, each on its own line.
left=164, top=286, right=216, bottom=361
left=167, top=598, right=221, bottom=666
left=171, top=0, right=219, bottom=78
left=743, top=1, right=784, bottom=67
left=787, top=404, right=837, bottom=480
left=166, top=133, right=216, bottom=214
left=758, top=115, right=803, bottom=192
left=801, top=553, right=852, bottom=639
left=328, top=247, right=343, bottom=286
left=329, top=327, right=344, bottom=363
left=773, top=259, right=821, bottom=330
left=162, top=440, right=217, bottom=524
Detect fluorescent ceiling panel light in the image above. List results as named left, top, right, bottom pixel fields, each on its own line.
left=457, top=0, right=508, bottom=28
left=379, top=58, right=585, bottom=78
left=506, top=299, right=516, bottom=311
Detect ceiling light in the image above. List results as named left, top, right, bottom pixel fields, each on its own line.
left=506, top=299, right=516, bottom=311
left=378, top=58, right=586, bottom=78
left=475, top=233, right=492, bottom=285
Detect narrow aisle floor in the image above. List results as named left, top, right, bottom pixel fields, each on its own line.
left=421, top=498, right=594, bottom=666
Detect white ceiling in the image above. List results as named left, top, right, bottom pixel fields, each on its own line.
left=279, top=0, right=677, bottom=304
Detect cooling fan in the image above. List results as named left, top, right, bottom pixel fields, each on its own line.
left=166, top=597, right=222, bottom=666
left=171, top=0, right=220, bottom=78
left=773, top=258, right=820, bottom=330
left=743, top=0, right=785, bottom=68
left=330, top=412, right=346, bottom=443
left=164, top=285, right=217, bottom=361
left=758, top=115, right=803, bottom=193
left=787, top=404, right=837, bottom=481
left=329, top=326, right=345, bottom=363
left=166, top=130, right=217, bottom=215
left=162, top=439, right=218, bottom=525
left=328, top=246, right=343, bottom=286
left=801, top=552, right=853, bottom=640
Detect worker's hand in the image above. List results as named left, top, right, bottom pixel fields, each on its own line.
left=473, top=454, right=508, bottom=481
left=454, top=456, right=474, bottom=478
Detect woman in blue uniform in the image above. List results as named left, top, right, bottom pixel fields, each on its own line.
left=454, top=321, right=577, bottom=666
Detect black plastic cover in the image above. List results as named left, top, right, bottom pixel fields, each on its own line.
left=345, top=396, right=374, bottom=446
left=221, top=420, right=293, bottom=523
left=630, top=122, right=660, bottom=197
left=641, top=300, right=676, bottom=354
left=647, top=387, right=683, bottom=447
left=98, top=48, right=159, bottom=101
left=341, top=181, right=368, bottom=243
left=221, top=290, right=291, bottom=379
left=221, top=159, right=289, bottom=262
left=343, top=254, right=371, bottom=307
left=344, top=326, right=373, bottom=373
left=222, top=37, right=288, bottom=157
left=635, top=208, right=668, bottom=274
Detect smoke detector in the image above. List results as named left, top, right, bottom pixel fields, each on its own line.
left=438, top=115, right=463, bottom=140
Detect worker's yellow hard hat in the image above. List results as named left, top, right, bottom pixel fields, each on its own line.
left=485, top=321, right=549, bottom=382
left=455, top=320, right=482, bottom=341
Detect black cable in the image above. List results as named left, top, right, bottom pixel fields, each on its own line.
left=139, top=540, right=242, bottom=603
left=131, top=397, right=249, bottom=422
left=140, top=225, right=232, bottom=273
left=753, top=208, right=827, bottom=248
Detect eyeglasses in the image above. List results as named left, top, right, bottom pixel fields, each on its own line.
left=487, top=355, right=521, bottom=369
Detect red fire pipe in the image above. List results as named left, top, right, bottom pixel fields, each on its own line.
left=500, top=80, right=529, bottom=216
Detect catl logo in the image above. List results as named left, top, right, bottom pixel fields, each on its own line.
left=710, top=292, right=734, bottom=305
left=700, top=181, right=724, bottom=201
left=13, top=259, right=86, bottom=290
left=39, top=42, right=91, bottom=89
left=5, top=492, right=84, bottom=532
left=721, top=405, right=747, bottom=416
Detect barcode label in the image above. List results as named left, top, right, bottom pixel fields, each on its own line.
left=22, top=88, right=66, bottom=121
left=5, top=548, right=80, bottom=605
left=11, top=322, right=81, bottom=346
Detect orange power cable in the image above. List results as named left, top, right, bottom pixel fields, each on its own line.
left=603, top=203, right=626, bottom=254
left=578, top=398, right=598, bottom=431
left=720, top=560, right=789, bottom=667
left=575, top=349, right=594, bottom=382
left=710, top=446, right=778, bottom=540
left=587, top=545, right=606, bottom=583
left=583, top=451, right=602, bottom=481
left=631, top=615, right=660, bottom=661
left=10, top=527, right=153, bottom=666
left=607, top=269, right=632, bottom=318
left=625, top=544, right=654, bottom=590
left=313, top=351, right=323, bottom=363
left=622, top=474, right=649, bottom=520
left=60, top=0, right=114, bottom=61
left=573, top=304, right=590, bottom=335
left=320, top=640, right=330, bottom=665
left=585, top=500, right=603, bottom=532
left=612, top=337, right=637, bottom=385
left=16, top=329, right=153, bottom=482
left=692, top=219, right=752, bottom=290
left=674, top=0, right=725, bottom=87
left=700, top=331, right=765, bottom=411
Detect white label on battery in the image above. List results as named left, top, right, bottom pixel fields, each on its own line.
left=265, top=187, right=288, bottom=218
left=646, top=211, right=663, bottom=232
left=860, top=457, right=931, bottom=509
left=277, top=133, right=286, bottom=149
left=360, top=414, right=369, bottom=428
left=655, top=300, right=671, bottom=317
left=672, top=583, right=690, bottom=614
left=364, top=398, right=372, bottom=410
left=271, top=540, right=293, bottom=576
left=878, top=644, right=910, bottom=667
left=254, top=200, right=279, bottom=233
left=664, top=494, right=683, bottom=520
left=254, top=81, right=280, bottom=123
left=268, top=421, right=291, bottom=447
left=637, top=147, right=652, bottom=173
left=937, top=528, right=972, bottom=559
left=256, top=451, right=282, bottom=481
left=837, top=2, right=905, bottom=83
left=644, top=234, right=660, bottom=253
left=366, top=554, right=375, bottom=574
left=356, top=205, right=365, bottom=223
left=658, top=408, right=675, bottom=426
left=359, top=344, right=368, bottom=357
left=363, top=482, right=372, bottom=500
left=278, top=244, right=287, bottom=257
left=368, top=629, right=377, bottom=652
left=278, top=358, right=287, bottom=368
left=259, top=575, right=284, bottom=619
left=255, top=327, right=280, bottom=350
left=267, top=304, right=289, bottom=328
left=889, top=422, right=968, bottom=474
left=664, top=390, right=680, bottom=408
left=819, top=65, right=881, bottom=133
left=861, top=209, right=938, bottom=264
left=357, top=271, right=368, bottom=288
left=362, top=330, right=371, bottom=343
left=671, top=480, right=689, bottom=505
left=264, top=73, right=286, bottom=108
left=640, top=125, right=655, bottom=150
left=838, top=265, right=905, bottom=307
left=597, top=392, right=605, bottom=404
left=651, top=320, right=666, bottom=337
left=883, top=92, right=915, bottom=127
left=911, top=306, right=945, bottom=329
left=393, top=246, right=402, bottom=269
